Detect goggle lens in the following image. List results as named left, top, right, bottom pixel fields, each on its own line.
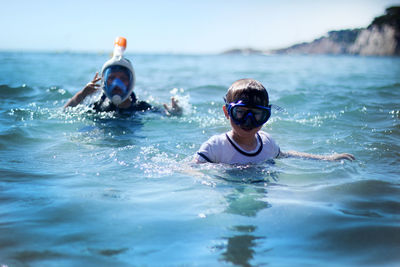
left=227, top=101, right=271, bottom=127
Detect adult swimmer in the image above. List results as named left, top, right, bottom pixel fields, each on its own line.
left=64, top=37, right=181, bottom=116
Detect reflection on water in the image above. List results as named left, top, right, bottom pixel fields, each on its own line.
left=222, top=226, right=265, bottom=267
left=195, top=164, right=277, bottom=266
left=225, top=187, right=271, bottom=217
left=222, top=162, right=279, bottom=184
left=221, top=185, right=271, bottom=267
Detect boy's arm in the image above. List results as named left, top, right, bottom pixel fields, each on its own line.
left=64, top=73, right=101, bottom=109
left=278, top=150, right=355, bottom=161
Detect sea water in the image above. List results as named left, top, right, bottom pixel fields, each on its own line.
left=0, top=52, right=399, bottom=267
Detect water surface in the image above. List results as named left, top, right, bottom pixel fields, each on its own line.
left=0, top=52, right=399, bottom=266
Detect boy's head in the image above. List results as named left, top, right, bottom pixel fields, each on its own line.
left=224, top=79, right=271, bottom=131
left=225, top=79, right=269, bottom=107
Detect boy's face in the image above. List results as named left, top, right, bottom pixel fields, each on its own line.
left=224, top=98, right=270, bottom=127
left=223, top=105, right=263, bottom=136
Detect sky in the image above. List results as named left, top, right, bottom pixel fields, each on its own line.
left=1, top=0, right=399, bottom=54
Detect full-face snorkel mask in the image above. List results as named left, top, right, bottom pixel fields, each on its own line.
left=225, top=99, right=271, bottom=130
left=100, top=57, right=135, bottom=105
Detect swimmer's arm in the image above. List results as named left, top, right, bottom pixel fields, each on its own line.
left=64, top=89, right=90, bottom=108
left=64, top=73, right=101, bottom=109
left=278, top=150, right=355, bottom=161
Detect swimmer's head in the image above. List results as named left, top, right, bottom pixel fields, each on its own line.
left=224, top=79, right=271, bottom=130
left=101, top=57, right=135, bottom=105
left=225, top=78, right=269, bottom=106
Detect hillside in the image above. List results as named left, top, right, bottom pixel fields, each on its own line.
left=223, top=6, right=400, bottom=56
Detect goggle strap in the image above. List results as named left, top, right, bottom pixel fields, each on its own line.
left=270, top=104, right=285, bottom=112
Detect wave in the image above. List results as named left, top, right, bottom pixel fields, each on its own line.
left=0, top=127, right=44, bottom=149
left=0, top=84, right=72, bottom=104
left=312, top=224, right=400, bottom=265
left=276, top=92, right=308, bottom=106
left=0, top=84, right=35, bottom=97
left=0, top=168, right=56, bottom=181
left=370, top=82, right=400, bottom=90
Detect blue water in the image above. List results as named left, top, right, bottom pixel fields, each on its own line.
left=0, top=52, right=399, bottom=267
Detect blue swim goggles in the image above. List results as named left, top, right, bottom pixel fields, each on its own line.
left=226, top=100, right=271, bottom=128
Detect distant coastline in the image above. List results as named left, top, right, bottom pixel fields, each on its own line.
left=222, top=6, right=400, bottom=56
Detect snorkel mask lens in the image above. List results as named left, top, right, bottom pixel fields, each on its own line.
left=107, top=78, right=127, bottom=105
left=103, top=65, right=133, bottom=105
left=227, top=100, right=271, bottom=128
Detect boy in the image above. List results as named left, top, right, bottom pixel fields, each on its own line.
left=195, top=79, right=355, bottom=164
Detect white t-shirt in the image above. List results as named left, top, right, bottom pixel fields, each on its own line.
left=195, top=131, right=280, bottom=164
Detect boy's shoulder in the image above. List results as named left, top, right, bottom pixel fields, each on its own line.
left=206, top=132, right=230, bottom=144
left=197, top=132, right=230, bottom=163
left=199, top=132, right=230, bottom=152
left=258, top=130, right=280, bottom=156
left=258, top=130, right=273, bottom=139
left=258, top=130, right=278, bottom=144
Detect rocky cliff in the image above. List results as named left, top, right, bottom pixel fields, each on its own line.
left=224, top=6, right=400, bottom=56
left=272, top=29, right=362, bottom=55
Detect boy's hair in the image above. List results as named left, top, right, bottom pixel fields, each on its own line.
left=225, top=79, right=269, bottom=106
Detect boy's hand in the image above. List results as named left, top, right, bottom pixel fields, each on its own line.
left=82, top=72, right=101, bottom=96
left=329, top=153, right=356, bottom=161
left=163, top=97, right=183, bottom=116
